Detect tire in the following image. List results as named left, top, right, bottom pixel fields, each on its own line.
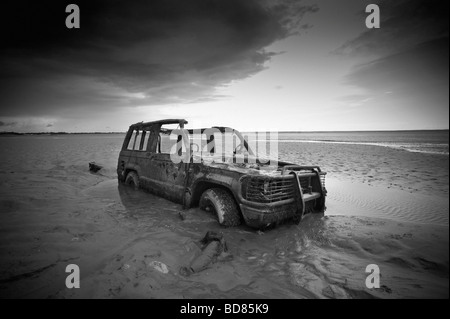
left=199, top=188, right=241, bottom=227
left=125, top=171, right=139, bottom=189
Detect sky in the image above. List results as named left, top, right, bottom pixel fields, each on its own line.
left=0, top=0, right=448, bottom=132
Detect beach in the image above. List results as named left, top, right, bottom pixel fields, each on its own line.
left=0, top=132, right=448, bottom=299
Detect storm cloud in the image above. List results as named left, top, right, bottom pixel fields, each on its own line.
left=0, top=0, right=318, bottom=118
left=337, top=0, right=449, bottom=125
left=0, top=121, right=17, bottom=127
left=335, top=0, right=449, bottom=58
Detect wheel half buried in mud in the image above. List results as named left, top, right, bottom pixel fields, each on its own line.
left=125, top=171, right=140, bottom=189
left=199, top=188, right=241, bottom=227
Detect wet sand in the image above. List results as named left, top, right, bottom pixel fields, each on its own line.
left=0, top=135, right=448, bottom=298
left=280, top=141, right=449, bottom=197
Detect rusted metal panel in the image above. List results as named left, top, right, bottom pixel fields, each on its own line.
left=117, top=120, right=326, bottom=229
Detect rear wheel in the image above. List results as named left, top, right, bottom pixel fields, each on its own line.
left=125, top=171, right=139, bottom=189
left=199, top=188, right=241, bottom=227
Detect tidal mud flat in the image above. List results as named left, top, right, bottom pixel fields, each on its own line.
left=0, top=134, right=448, bottom=298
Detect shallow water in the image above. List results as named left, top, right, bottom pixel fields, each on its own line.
left=0, top=134, right=448, bottom=298
left=277, top=130, right=449, bottom=155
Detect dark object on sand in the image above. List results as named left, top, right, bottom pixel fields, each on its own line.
left=117, top=119, right=327, bottom=229
left=180, top=231, right=230, bottom=276
left=89, top=162, right=102, bottom=172
left=200, top=231, right=227, bottom=249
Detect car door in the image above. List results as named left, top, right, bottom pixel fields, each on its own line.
left=140, top=125, right=188, bottom=204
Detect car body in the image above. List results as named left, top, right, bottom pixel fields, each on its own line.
left=117, top=119, right=327, bottom=229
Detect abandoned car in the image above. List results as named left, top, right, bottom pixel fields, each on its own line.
left=117, top=119, right=327, bottom=229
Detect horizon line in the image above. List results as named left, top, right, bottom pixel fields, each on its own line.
left=0, top=128, right=449, bottom=135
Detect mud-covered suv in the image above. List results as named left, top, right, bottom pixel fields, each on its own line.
left=117, top=119, right=326, bottom=229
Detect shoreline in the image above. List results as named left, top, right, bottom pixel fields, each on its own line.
left=0, top=129, right=448, bottom=135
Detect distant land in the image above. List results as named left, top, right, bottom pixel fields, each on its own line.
left=0, top=129, right=448, bottom=136
left=0, top=131, right=126, bottom=135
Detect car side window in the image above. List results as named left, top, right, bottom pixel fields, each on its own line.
left=142, top=131, right=149, bottom=151
left=127, top=130, right=149, bottom=151
left=127, top=130, right=137, bottom=150
left=158, top=130, right=187, bottom=155
left=158, top=131, right=174, bottom=154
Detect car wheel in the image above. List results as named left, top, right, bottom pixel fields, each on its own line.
left=199, top=188, right=241, bottom=227
left=125, top=171, right=139, bottom=189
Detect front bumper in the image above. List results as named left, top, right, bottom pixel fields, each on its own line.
left=237, top=169, right=326, bottom=228
left=239, top=199, right=298, bottom=229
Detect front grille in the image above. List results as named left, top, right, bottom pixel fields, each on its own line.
left=244, top=177, right=295, bottom=203
left=299, top=176, right=311, bottom=194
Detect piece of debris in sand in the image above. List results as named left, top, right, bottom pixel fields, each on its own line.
left=148, top=261, right=169, bottom=274
left=179, top=231, right=231, bottom=276
left=89, top=162, right=102, bottom=172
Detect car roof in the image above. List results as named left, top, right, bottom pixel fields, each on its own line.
left=129, top=120, right=238, bottom=133
left=130, top=119, right=188, bottom=129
